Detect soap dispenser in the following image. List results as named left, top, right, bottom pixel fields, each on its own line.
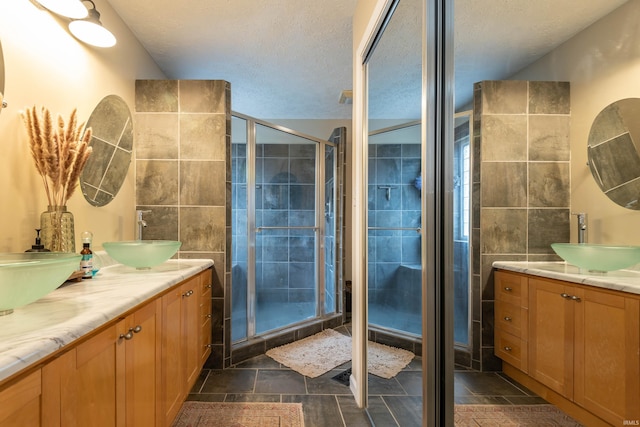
left=25, top=229, right=50, bottom=252
left=80, top=231, right=93, bottom=280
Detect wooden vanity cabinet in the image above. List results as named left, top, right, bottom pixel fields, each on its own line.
left=528, top=277, right=574, bottom=398
left=572, top=285, right=639, bottom=425
left=124, top=299, right=161, bottom=427
left=0, top=267, right=213, bottom=427
left=199, top=269, right=213, bottom=366
left=40, top=298, right=160, bottom=427
left=160, top=270, right=208, bottom=427
left=494, top=271, right=528, bottom=372
left=496, top=270, right=640, bottom=426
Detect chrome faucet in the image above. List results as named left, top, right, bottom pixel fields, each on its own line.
left=136, top=210, right=151, bottom=240
left=572, top=212, right=587, bottom=244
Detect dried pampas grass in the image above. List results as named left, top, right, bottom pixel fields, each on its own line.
left=22, top=106, right=93, bottom=207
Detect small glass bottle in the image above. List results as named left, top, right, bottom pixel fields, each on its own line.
left=80, top=231, right=93, bottom=280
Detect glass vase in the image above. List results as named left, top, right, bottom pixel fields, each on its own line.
left=41, top=205, right=75, bottom=252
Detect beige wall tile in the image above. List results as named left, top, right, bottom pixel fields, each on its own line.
left=529, top=115, right=570, bottom=161
left=481, top=80, right=528, bottom=114
left=180, top=160, right=226, bottom=206
left=528, top=209, right=570, bottom=253
left=136, top=160, right=179, bottom=205
left=480, top=208, right=527, bottom=254
left=135, top=206, right=179, bottom=241
left=180, top=80, right=228, bottom=113
left=135, top=114, right=179, bottom=159
left=481, top=115, right=527, bottom=161
left=180, top=114, right=227, bottom=160
left=481, top=162, right=527, bottom=207
left=529, top=81, right=570, bottom=114
left=180, top=206, right=226, bottom=252
left=529, top=162, right=570, bottom=207
left=135, top=80, right=179, bottom=112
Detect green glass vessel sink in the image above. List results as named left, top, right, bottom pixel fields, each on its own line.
left=103, top=240, right=181, bottom=269
left=0, top=252, right=81, bottom=315
left=551, top=243, right=640, bottom=272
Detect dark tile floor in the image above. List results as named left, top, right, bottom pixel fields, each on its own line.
left=186, top=325, right=548, bottom=427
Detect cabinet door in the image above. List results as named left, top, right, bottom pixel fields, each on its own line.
left=0, top=370, right=42, bottom=427
left=528, top=278, right=574, bottom=398
left=574, top=287, right=640, bottom=426
left=160, top=286, right=184, bottom=426
left=183, top=276, right=200, bottom=392
left=125, top=300, right=161, bottom=427
left=200, top=269, right=213, bottom=366
left=63, top=323, right=125, bottom=427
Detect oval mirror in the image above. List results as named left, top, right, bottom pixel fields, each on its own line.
left=81, top=95, right=133, bottom=206
left=0, top=39, right=6, bottom=114
left=588, top=98, right=640, bottom=210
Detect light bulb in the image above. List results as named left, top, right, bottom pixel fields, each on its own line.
left=69, top=19, right=116, bottom=48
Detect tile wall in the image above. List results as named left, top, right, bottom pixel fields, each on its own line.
left=471, top=80, right=571, bottom=371
left=134, top=80, right=231, bottom=368
left=367, top=143, right=422, bottom=306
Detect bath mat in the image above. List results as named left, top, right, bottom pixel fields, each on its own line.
left=172, top=401, right=304, bottom=427
left=266, top=329, right=414, bottom=379
left=453, top=404, right=583, bottom=426
left=368, top=339, right=415, bottom=379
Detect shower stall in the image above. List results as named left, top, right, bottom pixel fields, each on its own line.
left=367, top=117, right=471, bottom=348
left=231, top=113, right=344, bottom=343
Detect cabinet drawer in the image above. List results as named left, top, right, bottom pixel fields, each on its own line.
left=495, top=329, right=527, bottom=373
left=495, top=301, right=528, bottom=340
left=495, top=270, right=527, bottom=307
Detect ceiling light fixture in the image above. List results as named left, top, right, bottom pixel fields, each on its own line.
left=68, top=0, right=116, bottom=48
left=34, top=0, right=89, bottom=19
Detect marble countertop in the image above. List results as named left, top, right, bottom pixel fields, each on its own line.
left=493, top=261, right=640, bottom=295
left=0, top=257, right=213, bottom=385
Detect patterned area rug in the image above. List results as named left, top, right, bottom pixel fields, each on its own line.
left=265, top=329, right=414, bottom=378
left=172, top=402, right=305, bottom=427
left=454, top=404, right=584, bottom=426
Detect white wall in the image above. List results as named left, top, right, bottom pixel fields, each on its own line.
left=513, top=1, right=640, bottom=245
left=0, top=0, right=164, bottom=252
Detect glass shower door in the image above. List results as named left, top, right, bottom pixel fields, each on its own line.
left=367, top=122, right=422, bottom=336
left=254, top=124, right=318, bottom=334
left=323, top=144, right=337, bottom=316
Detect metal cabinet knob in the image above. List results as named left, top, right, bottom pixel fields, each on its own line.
left=183, top=290, right=194, bottom=297
left=119, top=331, right=133, bottom=340
left=571, top=295, right=581, bottom=302
left=504, top=316, right=512, bottom=322
left=504, top=287, right=512, bottom=292
left=560, top=293, right=571, bottom=299
left=132, top=325, right=142, bottom=333
left=504, top=346, right=512, bottom=352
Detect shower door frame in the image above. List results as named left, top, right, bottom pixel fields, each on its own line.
left=352, top=0, right=454, bottom=423
left=233, top=112, right=342, bottom=342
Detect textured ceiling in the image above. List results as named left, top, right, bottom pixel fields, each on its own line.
left=105, top=0, right=628, bottom=120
